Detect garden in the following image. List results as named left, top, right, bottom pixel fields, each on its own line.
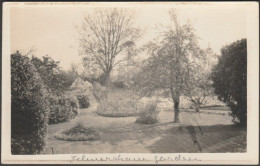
left=11, top=8, right=247, bottom=154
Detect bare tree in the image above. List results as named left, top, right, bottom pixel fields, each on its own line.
left=78, top=8, right=140, bottom=85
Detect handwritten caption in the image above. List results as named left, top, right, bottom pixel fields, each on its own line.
left=71, top=154, right=201, bottom=164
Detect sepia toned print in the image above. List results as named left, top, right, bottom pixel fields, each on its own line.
left=2, top=2, right=259, bottom=165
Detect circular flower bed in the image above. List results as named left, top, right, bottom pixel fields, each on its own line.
left=54, top=124, right=100, bottom=141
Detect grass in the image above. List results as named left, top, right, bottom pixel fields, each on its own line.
left=54, top=123, right=100, bottom=141
left=96, top=88, right=141, bottom=117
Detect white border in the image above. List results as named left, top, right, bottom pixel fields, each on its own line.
left=2, top=2, right=259, bottom=164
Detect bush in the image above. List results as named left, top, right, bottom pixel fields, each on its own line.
left=211, top=39, right=247, bottom=126
left=136, top=102, right=159, bottom=124
left=70, top=78, right=92, bottom=108
left=48, top=94, right=79, bottom=124
left=75, top=93, right=90, bottom=109
left=11, top=51, right=49, bottom=154
left=54, top=123, right=100, bottom=141
left=113, top=81, right=126, bottom=89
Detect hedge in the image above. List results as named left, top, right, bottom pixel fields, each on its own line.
left=11, top=52, right=49, bottom=154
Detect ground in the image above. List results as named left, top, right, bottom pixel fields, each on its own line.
left=45, top=97, right=246, bottom=154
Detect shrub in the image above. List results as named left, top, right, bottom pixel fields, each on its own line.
left=70, top=78, right=92, bottom=108
left=75, top=93, right=90, bottom=109
left=211, top=39, right=247, bottom=126
left=11, top=51, right=49, bottom=154
left=113, top=81, right=126, bottom=89
left=48, top=94, right=79, bottom=124
left=54, top=123, right=100, bottom=141
left=136, top=102, right=159, bottom=124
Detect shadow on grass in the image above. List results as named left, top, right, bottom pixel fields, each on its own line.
left=148, top=124, right=246, bottom=153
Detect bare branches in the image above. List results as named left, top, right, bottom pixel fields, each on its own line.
left=79, top=8, right=140, bottom=81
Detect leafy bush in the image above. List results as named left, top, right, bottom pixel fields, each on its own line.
left=54, top=123, right=100, bottom=141
left=48, top=94, right=79, bottom=124
left=113, top=81, right=126, bottom=89
left=11, top=51, right=49, bottom=154
left=136, top=102, right=159, bottom=124
left=211, top=39, right=247, bottom=126
left=75, top=93, right=90, bottom=109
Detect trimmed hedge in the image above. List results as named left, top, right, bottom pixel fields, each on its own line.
left=11, top=52, right=49, bottom=154
left=48, top=94, right=79, bottom=124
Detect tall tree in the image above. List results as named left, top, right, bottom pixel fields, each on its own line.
left=211, top=39, right=247, bottom=126
left=79, top=8, right=140, bottom=85
left=135, top=9, right=205, bottom=122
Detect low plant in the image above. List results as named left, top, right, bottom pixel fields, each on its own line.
left=48, top=94, right=79, bottom=124
left=54, top=123, right=100, bottom=141
left=113, top=81, right=126, bottom=89
left=136, top=102, right=159, bottom=124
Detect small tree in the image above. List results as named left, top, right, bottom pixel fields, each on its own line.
left=135, top=9, right=205, bottom=122
left=31, top=55, right=65, bottom=94
left=211, top=39, right=247, bottom=126
left=78, top=8, right=140, bottom=85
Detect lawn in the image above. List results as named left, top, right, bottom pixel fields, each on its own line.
left=45, top=92, right=246, bottom=154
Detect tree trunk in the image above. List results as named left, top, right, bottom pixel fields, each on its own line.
left=194, top=105, right=200, bottom=112
left=104, top=70, right=111, bottom=88
left=174, top=100, right=180, bottom=123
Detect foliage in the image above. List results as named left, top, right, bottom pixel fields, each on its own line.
left=113, top=81, right=126, bottom=89
left=54, top=123, right=100, bottom=141
left=70, top=77, right=93, bottom=108
left=136, top=102, right=159, bottom=124
left=11, top=51, right=49, bottom=154
left=96, top=89, right=140, bottom=117
left=78, top=8, right=141, bottom=84
left=134, top=9, right=206, bottom=122
left=31, top=55, right=66, bottom=94
left=211, top=39, right=247, bottom=126
left=48, top=94, right=79, bottom=124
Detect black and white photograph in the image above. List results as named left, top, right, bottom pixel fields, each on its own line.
left=1, top=1, right=259, bottom=164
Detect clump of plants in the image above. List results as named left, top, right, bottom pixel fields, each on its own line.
left=136, top=102, right=159, bottom=124
left=70, top=78, right=93, bottom=109
left=54, top=123, right=100, bottom=141
left=48, top=94, right=79, bottom=124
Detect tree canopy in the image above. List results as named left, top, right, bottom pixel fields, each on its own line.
left=211, top=39, right=247, bottom=125
left=79, top=8, right=141, bottom=84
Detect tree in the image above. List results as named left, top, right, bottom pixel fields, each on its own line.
left=211, top=39, right=247, bottom=126
left=78, top=8, right=140, bottom=86
left=135, top=9, right=205, bottom=122
left=183, top=46, right=217, bottom=112
left=31, top=55, right=65, bottom=94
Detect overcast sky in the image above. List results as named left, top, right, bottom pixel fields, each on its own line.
left=10, top=2, right=247, bottom=70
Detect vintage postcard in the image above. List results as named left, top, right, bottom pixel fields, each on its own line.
left=1, top=1, right=259, bottom=164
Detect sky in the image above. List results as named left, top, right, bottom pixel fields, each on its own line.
left=10, top=2, right=247, bottom=71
